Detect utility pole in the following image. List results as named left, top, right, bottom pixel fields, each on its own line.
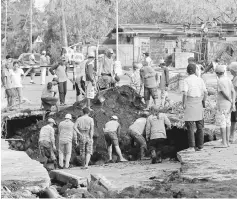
left=116, top=0, right=119, bottom=61
left=4, top=0, right=8, bottom=57
left=61, top=0, right=68, bottom=47
left=30, top=0, right=33, bottom=52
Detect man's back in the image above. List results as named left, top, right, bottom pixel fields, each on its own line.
left=76, top=115, right=94, bottom=131
left=140, top=66, right=157, bottom=88
left=104, top=120, right=120, bottom=133
left=129, top=117, right=147, bottom=135
left=39, top=125, right=54, bottom=143
left=59, top=120, right=75, bottom=143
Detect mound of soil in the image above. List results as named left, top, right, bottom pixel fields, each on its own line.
left=8, top=85, right=217, bottom=167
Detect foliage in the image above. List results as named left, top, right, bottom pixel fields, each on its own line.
left=1, top=0, right=237, bottom=60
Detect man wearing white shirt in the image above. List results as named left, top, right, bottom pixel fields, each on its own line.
left=144, top=52, right=152, bottom=67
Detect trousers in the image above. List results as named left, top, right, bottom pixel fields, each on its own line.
left=58, top=141, right=72, bottom=168
left=41, top=67, right=47, bottom=85
left=185, top=120, right=204, bottom=149
left=58, top=81, right=67, bottom=104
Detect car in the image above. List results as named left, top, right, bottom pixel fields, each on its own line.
left=18, top=53, right=41, bottom=76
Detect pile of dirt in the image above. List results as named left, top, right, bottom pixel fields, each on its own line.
left=8, top=85, right=217, bottom=169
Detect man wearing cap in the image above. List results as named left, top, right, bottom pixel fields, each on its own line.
left=74, top=107, right=94, bottom=169
left=49, top=57, right=68, bottom=105
left=215, top=64, right=236, bottom=147
left=128, top=112, right=149, bottom=160
left=58, top=114, right=77, bottom=168
left=183, top=64, right=208, bottom=152
left=229, top=62, right=237, bottom=144
left=41, top=78, right=59, bottom=118
left=40, top=50, right=50, bottom=85
left=39, top=118, right=57, bottom=168
left=140, top=60, right=159, bottom=110
left=103, top=115, right=127, bottom=162
left=85, top=51, right=96, bottom=111
left=97, top=48, right=116, bottom=89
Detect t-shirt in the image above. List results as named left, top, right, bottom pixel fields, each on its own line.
left=146, top=57, right=152, bottom=66
left=41, top=85, right=57, bottom=98
left=140, top=66, right=157, bottom=88
left=3, top=68, right=13, bottom=89
left=55, top=65, right=67, bottom=82
left=39, top=124, right=55, bottom=145
left=40, top=55, right=49, bottom=66
left=75, top=115, right=94, bottom=135
left=11, top=68, right=24, bottom=88
left=100, top=55, right=114, bottom=75
left=183, top=74, right=207, bottom=97
left=75, top=60, right=87, bottom=81
left=217, top=76, right=233, bottom=111
left=104, top=120, right=120, bottom=133
left=59, top=120, right=77, bottom=143
left=129, top=117, right=147, bottom=135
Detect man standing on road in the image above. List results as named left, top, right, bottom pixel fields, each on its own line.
left=74, top=107, right=94, bottom=169
left=58, top=114, right=77, bottom=169
left=29, top=49, right=38, bottom=84
left=11, top=61, right=24, bottom=108
left=103, top=116, right=127, bottom=163
left=39, top=118, right=57, bottom=168
left=2, top=59, right=14, bottom=108
left=40, top=50, right=50, bottom=85
left=49, top=57, right=68, bottom=106
left=85, top=52, right=96, bottom=111
left=140, top=60, right=159, bottom=110
left=183, top=64, right=208, bottom=152
left=97, top=48, right=116, bottom=90
left=215, top=65, right=235, bottom=147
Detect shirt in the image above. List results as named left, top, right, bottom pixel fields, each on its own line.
left=3, top=68, right=13, bottom=89
left=85, top=60, right=95, bottom=82
left=55, top=65, right=67, bottom=82
left=160, top=67, right=169, bottom=90
left=29, top=54, right=36, bottom=65
left=39, top=124, right=55, bottom=145
left=75, top=60, right=86, bottom=81
left=140, top=66, right=157, bottom=88
left=146, top=113, right=171, bottom=140
left=104, top=120, right=120, bottom=133
left=40, top=55, right=49, bottom=66
left=59, top=120, right=77, bottom=143
left=11, top=68, right=24, bottom=88
left=232, top=76, right=237, bottom=100
left=99, top=55, right=114, bottom=75
left=146, top=57, right=152, bottom=66
left=75, top=115, right=94, bottom=135
left=183, top=74, right=207, bottom=97
left=217, top=76, right=233, bottom=111
left=41, top=85, right=57, bottom=98
left=129, top=117, right=147, bottom=135
left=129, top=69, right=141, bottom=90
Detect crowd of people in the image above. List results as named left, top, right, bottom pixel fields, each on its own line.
left=2, top=48, right=237, bottom=168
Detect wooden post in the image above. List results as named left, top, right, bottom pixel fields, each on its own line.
left=61, top=0, right=68, bottom=47
left=30, top=0, right=32, bottom=52
left=116, top=0, right=119, bottom=61
left=4, top=0, right=8, bottom=57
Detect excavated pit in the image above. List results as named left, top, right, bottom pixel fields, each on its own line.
left=3, top=85, right=217, bottom=169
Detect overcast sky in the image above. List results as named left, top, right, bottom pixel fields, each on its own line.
left=35, top=0, right=49, bottom=11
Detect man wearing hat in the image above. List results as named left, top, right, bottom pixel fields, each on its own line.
left=40, top=50, right=50, bottom=85
left=49, top=57, right=68, bottom=105
left=97, top=48, right=116, bottom=90
left=103, top=115, right=127, bottom=162
left=85, top=51, right=96, bottom=111
left=229, top=62, right=237, bottom=143
left=41, top=77, right=59, bottom=118
left=216, top=63, right=236, bottom=147
left=39, top=118, right=57, bottom=168
left=183, top=64, right=208, bottom=152
left=58, top=113, right=77, bottom=168
left=128, top=112, right=149, bottom=160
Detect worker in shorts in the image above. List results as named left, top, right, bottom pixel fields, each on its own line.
left=103, top=116, right=127, bottom=162
left=38, top=118, right=57, bottom=168
left=85, top=52, right=96, bottom=111
left=127, top=112, right=149, bottom=160
left=74, top=107, right=94, bottom=169
left=146, top=105, right=171, bottom=164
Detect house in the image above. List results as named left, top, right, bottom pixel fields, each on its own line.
left=102, top=23, right=237, bottom=68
